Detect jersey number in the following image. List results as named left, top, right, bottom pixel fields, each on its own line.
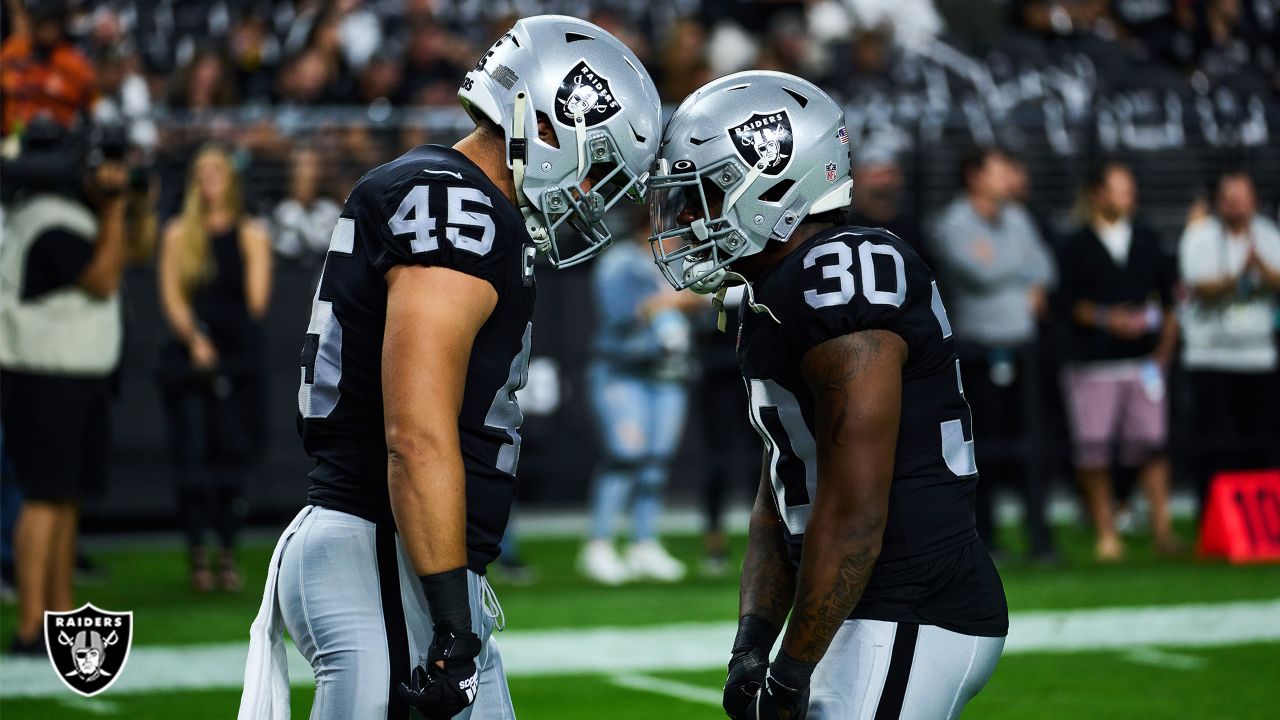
left=803, top=240, right=906, bottom=310
left=389, top=185, right=496, bottom=256
left=300, top=218, right=355, bottom=419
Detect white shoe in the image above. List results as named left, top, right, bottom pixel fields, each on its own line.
left=625, top=540, right=687, bottom=582
left=578, top=539, right=631, bottom=585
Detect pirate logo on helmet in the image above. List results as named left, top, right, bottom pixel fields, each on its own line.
left=44, top=603, right=133, bottom=697
left=555, top=60, right=622, bottom=127
left=727, top=109, right=794, bottom=177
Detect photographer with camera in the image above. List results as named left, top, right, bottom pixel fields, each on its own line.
left=0, top=115, right=128, bottom=654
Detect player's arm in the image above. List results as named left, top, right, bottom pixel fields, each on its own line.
left=724, top=450, right=797, bottom=718
left=740, top=449, right=796, bottom=626
left=772, top=329, right=906, bottom=695
left=383, top=264, right=497, bottom=631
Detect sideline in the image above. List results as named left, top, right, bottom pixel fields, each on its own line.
left=1, top=598, right=1276, bottom=699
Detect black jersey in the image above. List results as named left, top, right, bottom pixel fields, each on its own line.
left=297, top=145, right=537, bottom=573
left=737, top=225, right=1007, bottom=636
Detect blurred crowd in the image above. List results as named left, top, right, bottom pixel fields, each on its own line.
left=1, top=0, right=1278, bottom=630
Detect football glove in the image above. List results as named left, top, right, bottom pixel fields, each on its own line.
left=724, top=645, right=769, bottom=719
left=746, top=668, right=810, bottom=720
left=397, top=627, right=483, bottom=719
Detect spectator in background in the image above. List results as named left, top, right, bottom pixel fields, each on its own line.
left=580, top=229, right=697, bottom=585
left=657, top=16, right=711, bottom=101
left=156, top=144, right=272, bottom=593
left=1, top=0, right=95, bottom=135
left=929, top=146, right=1058, bottom=561
left=92, top=46, right=158, bottom=154
left=169, top=47, right=237, bottom=112
left=271, top=147, right=341, bottom=265
left=1059, top=160, right=1181, bottom=561
left=695, top=287, right=757, bottom=578
left=397, top=19, right=471, bottom=107
left=847, top=143, right=924, bottom=258
left=0, top=118, right=128, bottom=653
left=228, top=8, right=282, bottom=105
left=1178, top=170, right=1280, bottom=514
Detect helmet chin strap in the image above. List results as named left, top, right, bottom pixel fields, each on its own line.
left=709, top=270, right=779, bottom=332
left=509, top=91, right=550, bottom=252
left=509, top=91, right=592, bottom=260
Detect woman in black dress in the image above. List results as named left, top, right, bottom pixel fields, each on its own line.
left=157, top=144, right=272, bottom=592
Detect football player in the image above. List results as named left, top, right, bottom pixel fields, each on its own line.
left=238, top=16, right=660, bottom=720
left=649, top=72, right=1008, bottom=719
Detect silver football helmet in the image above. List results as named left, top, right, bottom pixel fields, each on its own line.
left=649, top=71, right=853, bottom=292
left=459, top=16, right=661, bottom=267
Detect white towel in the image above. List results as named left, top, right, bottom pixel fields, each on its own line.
left=238, top=506, right=314, bottom=720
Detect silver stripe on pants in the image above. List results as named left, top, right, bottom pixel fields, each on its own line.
left=809, top=619, right=1004, bottom=720
left=276, top=506, right=516, bottom=720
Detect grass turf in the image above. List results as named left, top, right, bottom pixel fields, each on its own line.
left=2, top=519, right=1279, bottom=718
left=3, top=644, right=1278, bottom=719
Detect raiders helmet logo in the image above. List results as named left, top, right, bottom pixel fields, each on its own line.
left=727, top=110, right=794, bottom=176
left=555, top=61, right=622, bottom=127
left=44, top=603, right=134, bottom=697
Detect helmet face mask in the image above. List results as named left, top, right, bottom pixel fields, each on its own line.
left=648, top=157, right=751, bottom=293
left=532, top=131, right=649, bottom=267
left=648, top=71, right=854, bottom=293
left=457, top=17, right=661, bottom=269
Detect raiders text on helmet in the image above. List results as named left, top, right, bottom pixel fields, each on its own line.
left=458, top=16, right=661, bottom=267
left=649, top=72, right=853, bottom=292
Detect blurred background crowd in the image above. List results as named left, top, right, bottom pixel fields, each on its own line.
left=1, top=0, right=1279, bottom=650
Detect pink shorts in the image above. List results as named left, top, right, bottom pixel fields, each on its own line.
left=1061, top=362, right=1168, bottom=469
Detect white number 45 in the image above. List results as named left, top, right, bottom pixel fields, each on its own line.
left=389, top=185, right=495, bottom=256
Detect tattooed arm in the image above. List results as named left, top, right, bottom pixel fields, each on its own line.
left=740, top=447, right=797, bottom=627
left=779, top=329, right=906, bottom=665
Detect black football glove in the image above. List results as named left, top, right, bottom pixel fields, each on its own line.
left=746, top=669, right=810, bottom=720
left=724, top=645, right=769, bottom=719
left=398, top=627, right=483, bottom=719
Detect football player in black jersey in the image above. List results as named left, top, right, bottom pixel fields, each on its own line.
left=649, top=73, right=1008, bottom=720
left=238, top=17, right=660, bottom=720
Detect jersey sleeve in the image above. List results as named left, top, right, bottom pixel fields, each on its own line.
left=361, top=173, right=510, bottom=290
left=780, top=232, right=937, bottom=359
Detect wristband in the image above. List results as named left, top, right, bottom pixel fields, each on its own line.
left=732, top=614, right=782, bottom=653
left=419, top=567, right=471, bottom=633
left=769, top=648, right=818, bottom=690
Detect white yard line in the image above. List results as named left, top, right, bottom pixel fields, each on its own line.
left=608, top=674, right=724, bottom=706
left=1121, top=647, right=1208, bottom=671
left=1, top=598, right=1277, bottom=699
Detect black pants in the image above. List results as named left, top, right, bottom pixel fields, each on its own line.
left=698, top=356, right=760, bottom=535
left=956, top=342, right=1054, bottom=556
left=158, top=368, right=263, bottom=552
left=1188, top=369, right=1280, bottom=515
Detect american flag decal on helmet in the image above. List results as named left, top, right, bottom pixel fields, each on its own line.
left=837, top=126, right=849, bottom=144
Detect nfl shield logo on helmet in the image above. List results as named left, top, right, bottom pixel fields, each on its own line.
left=825, top=162, right=838, bottom=182
left=727, top=110, right=794, bottom=176
left=555, top=60, right=623, bottom=127
left=44, top=603, right=134, bottom=697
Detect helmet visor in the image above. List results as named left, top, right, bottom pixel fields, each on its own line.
left=647, top=159, right=747, bottom=291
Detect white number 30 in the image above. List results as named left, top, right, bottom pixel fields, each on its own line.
left=803, top=239, right=906, bottom=310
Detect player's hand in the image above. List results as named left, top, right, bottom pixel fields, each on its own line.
left=189, top=333, right=219, bottom=371
left=397, top=628, right=482, bottom=719
left=723, top=645, right=768, bottom=719
left=746, top=669, right=810, bottom=720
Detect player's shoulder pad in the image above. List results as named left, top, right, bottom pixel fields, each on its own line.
left=354, top=145, right=528, bottom=285
left=770, top=224, right=927, bottom=356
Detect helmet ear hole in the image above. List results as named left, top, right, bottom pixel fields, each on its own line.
left=758, top=178, right=796, bottom=204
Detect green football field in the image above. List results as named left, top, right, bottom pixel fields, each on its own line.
left=2, top=520, right=1278, bottom=719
